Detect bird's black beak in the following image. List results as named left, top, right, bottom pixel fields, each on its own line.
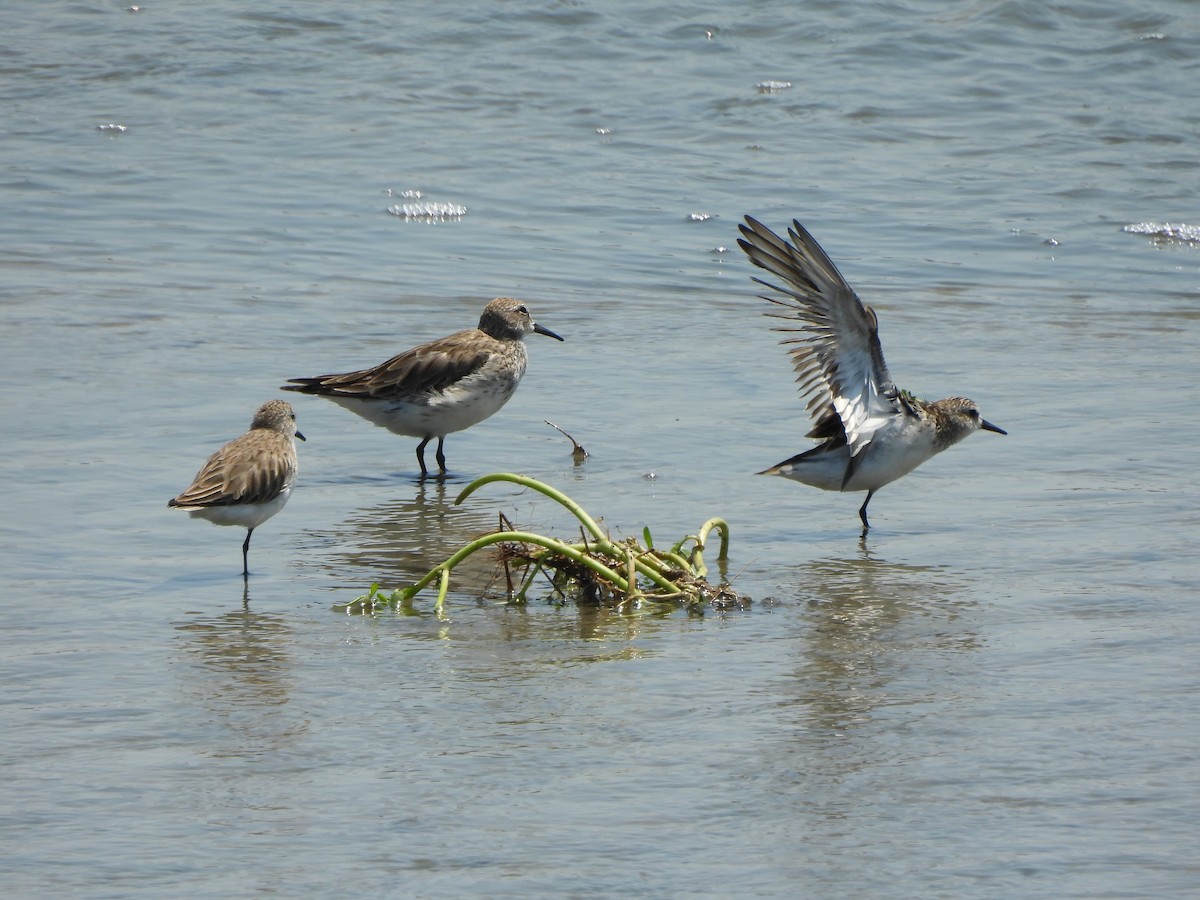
left=295, top=430, right=307, bottom=441
left=534, top=323, right=565, bottom=341
left=981, top=420, right=1006, bottom=435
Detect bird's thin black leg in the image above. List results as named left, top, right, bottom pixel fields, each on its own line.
left=858, top=491, right=875, bottom=532
left=435, top=437, right=447, bottom=474
left=415, top=436, right=431, bottom=477
left=242, top=528, right=254, bottom=577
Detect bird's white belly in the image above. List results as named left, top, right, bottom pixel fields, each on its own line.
left=843, top=440, right=939, bottom=491
left=183, top=488, right=292, bottom=529
left=774, top=420, right=943, bottom=493
left=333, top=373, right=521, bottom=438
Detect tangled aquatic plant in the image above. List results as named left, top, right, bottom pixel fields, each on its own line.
left=341, top=473, right=742, bottom=615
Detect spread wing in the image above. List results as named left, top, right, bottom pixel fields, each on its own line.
left=282, top=330, right=491, bottom=401
left=737, top=216, right=905, bottom=459
left=170, top=435, right=295, bottom=508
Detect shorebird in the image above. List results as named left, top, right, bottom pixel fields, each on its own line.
left=282, top=297, right=563, bottom=477
left=737, top=216, right=1006, bottom=531
left=169, top=399, right=305, bottom=576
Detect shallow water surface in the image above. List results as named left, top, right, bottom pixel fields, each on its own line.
left=2, top=1, right=1198, bottom=896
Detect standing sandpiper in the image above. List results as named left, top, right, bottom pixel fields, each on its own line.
left=737, top=216, right=1006, bottom=531
left=169, top=399, right=305, bottom=576
left=282, top=297, right=563, bottom=477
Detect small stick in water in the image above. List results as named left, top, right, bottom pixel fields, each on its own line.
left=545, top=420, right=589, bottom=462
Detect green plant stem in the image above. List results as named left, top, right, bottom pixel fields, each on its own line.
left=401, top=530, right=632, bottom=603
left=698, top=518, right=730, bottom=560
left=456, top=473, right=611, bottom=548
left=454, top=473, right=684, bottom=594
left=433, top=567, right=451, bottom=614
left=678, top=518, right=731, bottom=578
left=656, top=548, right=694, bottom=572
left=516, top=562, right=544, bottom=601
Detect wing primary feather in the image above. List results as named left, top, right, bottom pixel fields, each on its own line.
left=739, top=215, right=903, bottom=462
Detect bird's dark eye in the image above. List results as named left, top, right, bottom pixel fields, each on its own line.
left=517, top=305, right=528, bottom=314
left=968, top=408, right=979, bottom=419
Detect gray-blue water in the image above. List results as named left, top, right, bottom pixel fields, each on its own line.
left=3, top=1, right=1198, bottom=896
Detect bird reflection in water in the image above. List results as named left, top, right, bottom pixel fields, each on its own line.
left=174, top=602, right=307, bottom=757
left=311, top=480, right=517, bottom=596
left=782, top=550, right=980, bottom=742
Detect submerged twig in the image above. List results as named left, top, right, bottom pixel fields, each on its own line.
left=545, top=420, right=589, bottom=461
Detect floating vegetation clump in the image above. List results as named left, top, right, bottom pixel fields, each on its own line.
left=340, top=473, right=746, bottom=616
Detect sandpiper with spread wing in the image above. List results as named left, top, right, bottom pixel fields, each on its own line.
left=169, top=399, right=305, bottom=576
left=736, top=216, right=1005, bottom=531
left=283, top=297, right=563, bottom=477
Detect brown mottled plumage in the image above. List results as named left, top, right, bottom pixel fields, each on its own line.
left=169, top=399, right=304, bottom=576
left=283, top=297, right=563, bottom=476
